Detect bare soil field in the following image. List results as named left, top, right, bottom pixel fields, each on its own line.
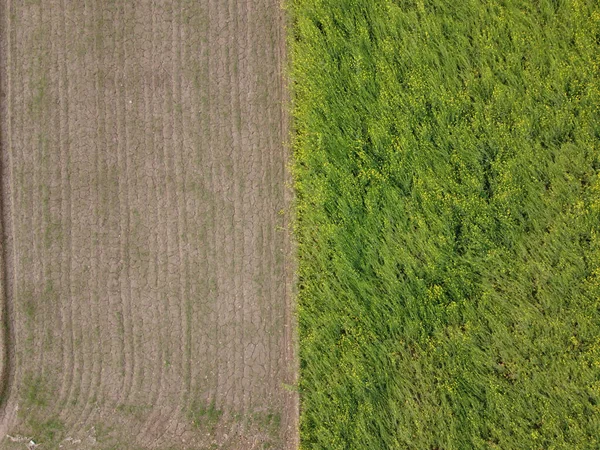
left=0, top=0, right=296, bottom=448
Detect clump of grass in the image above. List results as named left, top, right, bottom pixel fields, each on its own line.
left=116, top=403, right=151, bottom=421
left=27, top=417, right=65, bottom=445
left=290, top=0, right=600, bottom=448
left=188, top=399, right=223, bottom=431
left=18, top=375, right=66, bottom=445
left=22, top=374, right=49, bottom=409
left=249, top=410, right=282, bottom=440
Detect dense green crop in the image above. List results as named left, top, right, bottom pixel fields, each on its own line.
left=290, top=0, right=600, bottom=448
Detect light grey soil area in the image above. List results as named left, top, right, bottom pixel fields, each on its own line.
left=0, top=0, right=297, bottom=448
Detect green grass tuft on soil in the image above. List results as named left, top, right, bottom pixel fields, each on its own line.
left=290, top=0, right=600, bottom=448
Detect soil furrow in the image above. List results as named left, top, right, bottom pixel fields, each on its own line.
left=277, top=2, right=299, bottom=445
left=137, top=1, right=180, bottom=442
left=9, top=2, right=26, bottom=430
left=176, top=0, right=194, bottom=415
left=56, top=0, right=78, bottom=419
left=110, top=3, right=135, bottom=413
left=76, top=0, right=106, bottom=434
left=95, top=0, right=125, bottom=418
left=229, top=0, right=247, bottom=415
left=0, top=0, right=17, bottom=437
left=30, top=3, right=53, bottom=422
left=206, top=0, right=222, bottom=419
left=60, top=0, right=91, bottom=421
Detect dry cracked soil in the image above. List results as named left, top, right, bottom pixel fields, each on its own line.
left=0, top=0, right=296, bottom=448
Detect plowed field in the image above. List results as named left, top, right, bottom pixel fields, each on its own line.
left=0, top=1, right=296, bottom=448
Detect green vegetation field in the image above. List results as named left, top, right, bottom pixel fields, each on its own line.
left=290, top=0, right=600, bottom=448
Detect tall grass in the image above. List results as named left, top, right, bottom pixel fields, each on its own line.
left=290, top=0, right=600, bottom=448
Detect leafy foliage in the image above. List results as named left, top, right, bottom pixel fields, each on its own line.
left=290, top=0, right=600, bottom=448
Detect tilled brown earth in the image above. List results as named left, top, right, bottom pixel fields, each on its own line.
left=0, top=0, right=296, bottom=448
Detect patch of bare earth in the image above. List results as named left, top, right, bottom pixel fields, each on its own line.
left=0, top=0, right=296, bottom=448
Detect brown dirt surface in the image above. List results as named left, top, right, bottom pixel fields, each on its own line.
left=0, top=0, right=297, bottom=448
